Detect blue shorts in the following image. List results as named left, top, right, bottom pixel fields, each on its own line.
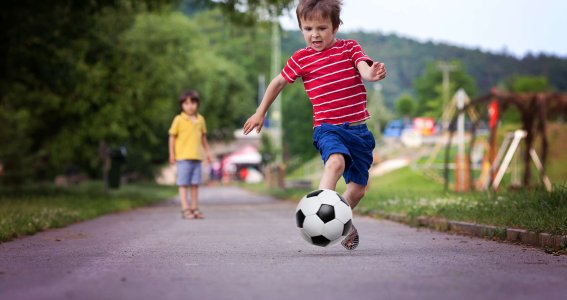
left=176, top=160, right=202, bottom=186
left=312, top=123, right=375, bottom=186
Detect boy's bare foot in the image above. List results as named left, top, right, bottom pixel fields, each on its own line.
left=341, top=224, right=359, bottom=250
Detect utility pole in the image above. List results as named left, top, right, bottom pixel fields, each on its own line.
left=269, top=16, right=283, bottom=164
left=437, top=61, right=457, bottom=129
left=266, top=14, right=286, bottom=189
left=437, top=61, right=456, bottom=108
left=455, top=89, right=468, bottom=192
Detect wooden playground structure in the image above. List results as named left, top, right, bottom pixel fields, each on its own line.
left=437, top=88, right=567, bottom=192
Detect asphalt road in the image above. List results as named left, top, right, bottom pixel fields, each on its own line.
left=1, top=186, right=566, bottom=300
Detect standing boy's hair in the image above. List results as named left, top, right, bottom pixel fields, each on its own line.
left=178, top=90, right=200, bottom=109
left=296, top=0, right=343, bottom=30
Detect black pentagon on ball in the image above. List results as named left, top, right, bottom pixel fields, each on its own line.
left=311, top=235, right=331, bottom=247
left=316, top=204, right=335, bottom=223
left=306, top=189, right=324, bottom=198
left=342, top=219, right=353, bottom=236
left=296, top=210, right=306, bottom=228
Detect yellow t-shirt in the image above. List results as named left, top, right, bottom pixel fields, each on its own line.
left=168, top=113, right=207, bottom=160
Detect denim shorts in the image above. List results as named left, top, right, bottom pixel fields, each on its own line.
left=312, top=123, right=375, bottom=186
left=176, top=160, right=202, bottom=186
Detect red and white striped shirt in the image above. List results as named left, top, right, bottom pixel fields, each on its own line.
left=281, top=39, right=373, bottom=127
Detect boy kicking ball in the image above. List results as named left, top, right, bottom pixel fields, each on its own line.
left=243, top=0, right=386, bottom=250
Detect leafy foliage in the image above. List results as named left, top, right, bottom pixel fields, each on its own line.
left=0, top=3, right=256, bottom=185
left=499, top=75, right=553, bottom=122
left=395, top=93, right=417, bottom=117
left=505, top=75, right=552, bottom=93
left=414, top=60, right=478, bottom=117
left=282, top=83, right=317, bottom=170
left=203, top=0, right=296, bottom=25
left=0, top=1, right=175, bottom=185
left=107, top=12, right=254, bottom=176
left=2, top=1, right=567, bottom=185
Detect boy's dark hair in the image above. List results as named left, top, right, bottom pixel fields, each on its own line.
left=296, top=0, right=342, bottom=30
left=178, top=90, right=200, bottom=109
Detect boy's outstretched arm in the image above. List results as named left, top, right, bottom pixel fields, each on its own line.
left=243, top=74, right=288, bottom=135
left=357, top=61, right=387, bottom=82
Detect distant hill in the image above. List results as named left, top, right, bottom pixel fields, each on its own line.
left=281, top=30, right=567, bottom=108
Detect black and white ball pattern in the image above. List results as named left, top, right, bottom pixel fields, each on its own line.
left=295, top=189, right=353, bottom=247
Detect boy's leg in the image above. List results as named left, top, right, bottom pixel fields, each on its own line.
left=343, top=181, right=367, bottom=209
left=319, top=154, right=364, bottom=251
left=189, top=185, right=204, bottom=218
left=176, top=160, right=192, bottom=217
left=318, top=153, right=345, bottom=190
left=341, top=182, right=366, bottom=250
left=190, top=185, right=199, bottom=210
left=313, top=124, right=373, bottom=250
left=188, top=160, right=204, bottom=218
left=179, top=186, right=189, bottom=211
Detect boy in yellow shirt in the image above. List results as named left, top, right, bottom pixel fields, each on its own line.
left=169, top=90, right=212, bottom=219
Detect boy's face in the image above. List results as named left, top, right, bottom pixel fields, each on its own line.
left=181, top=97, right=198, bottom=116
left=300, top=15, right=338, bottom=52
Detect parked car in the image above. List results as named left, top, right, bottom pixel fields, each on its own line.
left=383, top=119, right=413, bottom=138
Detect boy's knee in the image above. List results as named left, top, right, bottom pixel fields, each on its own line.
left=326, top=154, right=345, bottom=173
left=351, top=189, right=366, bottom=202
left=346, top=185, right=366, bottom=204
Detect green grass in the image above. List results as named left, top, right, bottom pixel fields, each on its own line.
left=245, top=166, right=567, bottom=235
left=359, top=167, right=567, bottom=235
left=0, top=181, right=177, bottom=243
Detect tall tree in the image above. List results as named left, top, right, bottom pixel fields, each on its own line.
left=190, top=8, right=273, bottom=104
left=414, top=60, right=478, bottom=117
left=395, top=93, right=417, bottom=118
left=0, top=0, right=175, bottom=184
left=505, top=75, right=552, bottom=93
left=203, top=0, right=295, bottom=24
left=499, top=75, right=553, bottom=123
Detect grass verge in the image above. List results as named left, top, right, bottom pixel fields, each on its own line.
left=0, top=181, right=176, bottom=243
left=244, top=167, right=567, bottom=236
left=360, top=168, right=567, bottom=235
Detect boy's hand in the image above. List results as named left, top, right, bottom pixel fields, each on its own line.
left=360, top=62, right=387, bottom=82
left=243, top=112, right=265, bottom=135
left=169, top=156, right=176, bottom=165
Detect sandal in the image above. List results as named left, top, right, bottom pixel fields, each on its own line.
left=192, top=208, right=204, bottom=219
left=181, top=209, right=196, bottom=219
left=341, top=224, right=359, bottom=250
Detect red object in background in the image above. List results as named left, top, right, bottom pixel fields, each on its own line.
left=239, top=168, right=248, bottom=181
left=488, top=100, right=499, bottom=129
left=412, top=117, right=436, bottom=136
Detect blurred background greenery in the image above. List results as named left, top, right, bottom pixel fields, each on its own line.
left=1, top=0, right=566, bottom=187
left=1, top=0, right=566, bottom=243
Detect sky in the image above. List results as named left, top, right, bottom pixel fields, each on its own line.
left=280, top=0, right=567, bottom=58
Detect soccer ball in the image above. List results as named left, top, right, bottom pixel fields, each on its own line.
left=295, top=189, right=353, bottom=247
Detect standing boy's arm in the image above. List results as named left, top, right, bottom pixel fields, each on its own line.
left=168, top=135, right=176, bottom=165
left=201, top=134, right=213, bottom=163
left=243, top=74, right=288, bottom=135
left=357, top=61, right=387, bottom=82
